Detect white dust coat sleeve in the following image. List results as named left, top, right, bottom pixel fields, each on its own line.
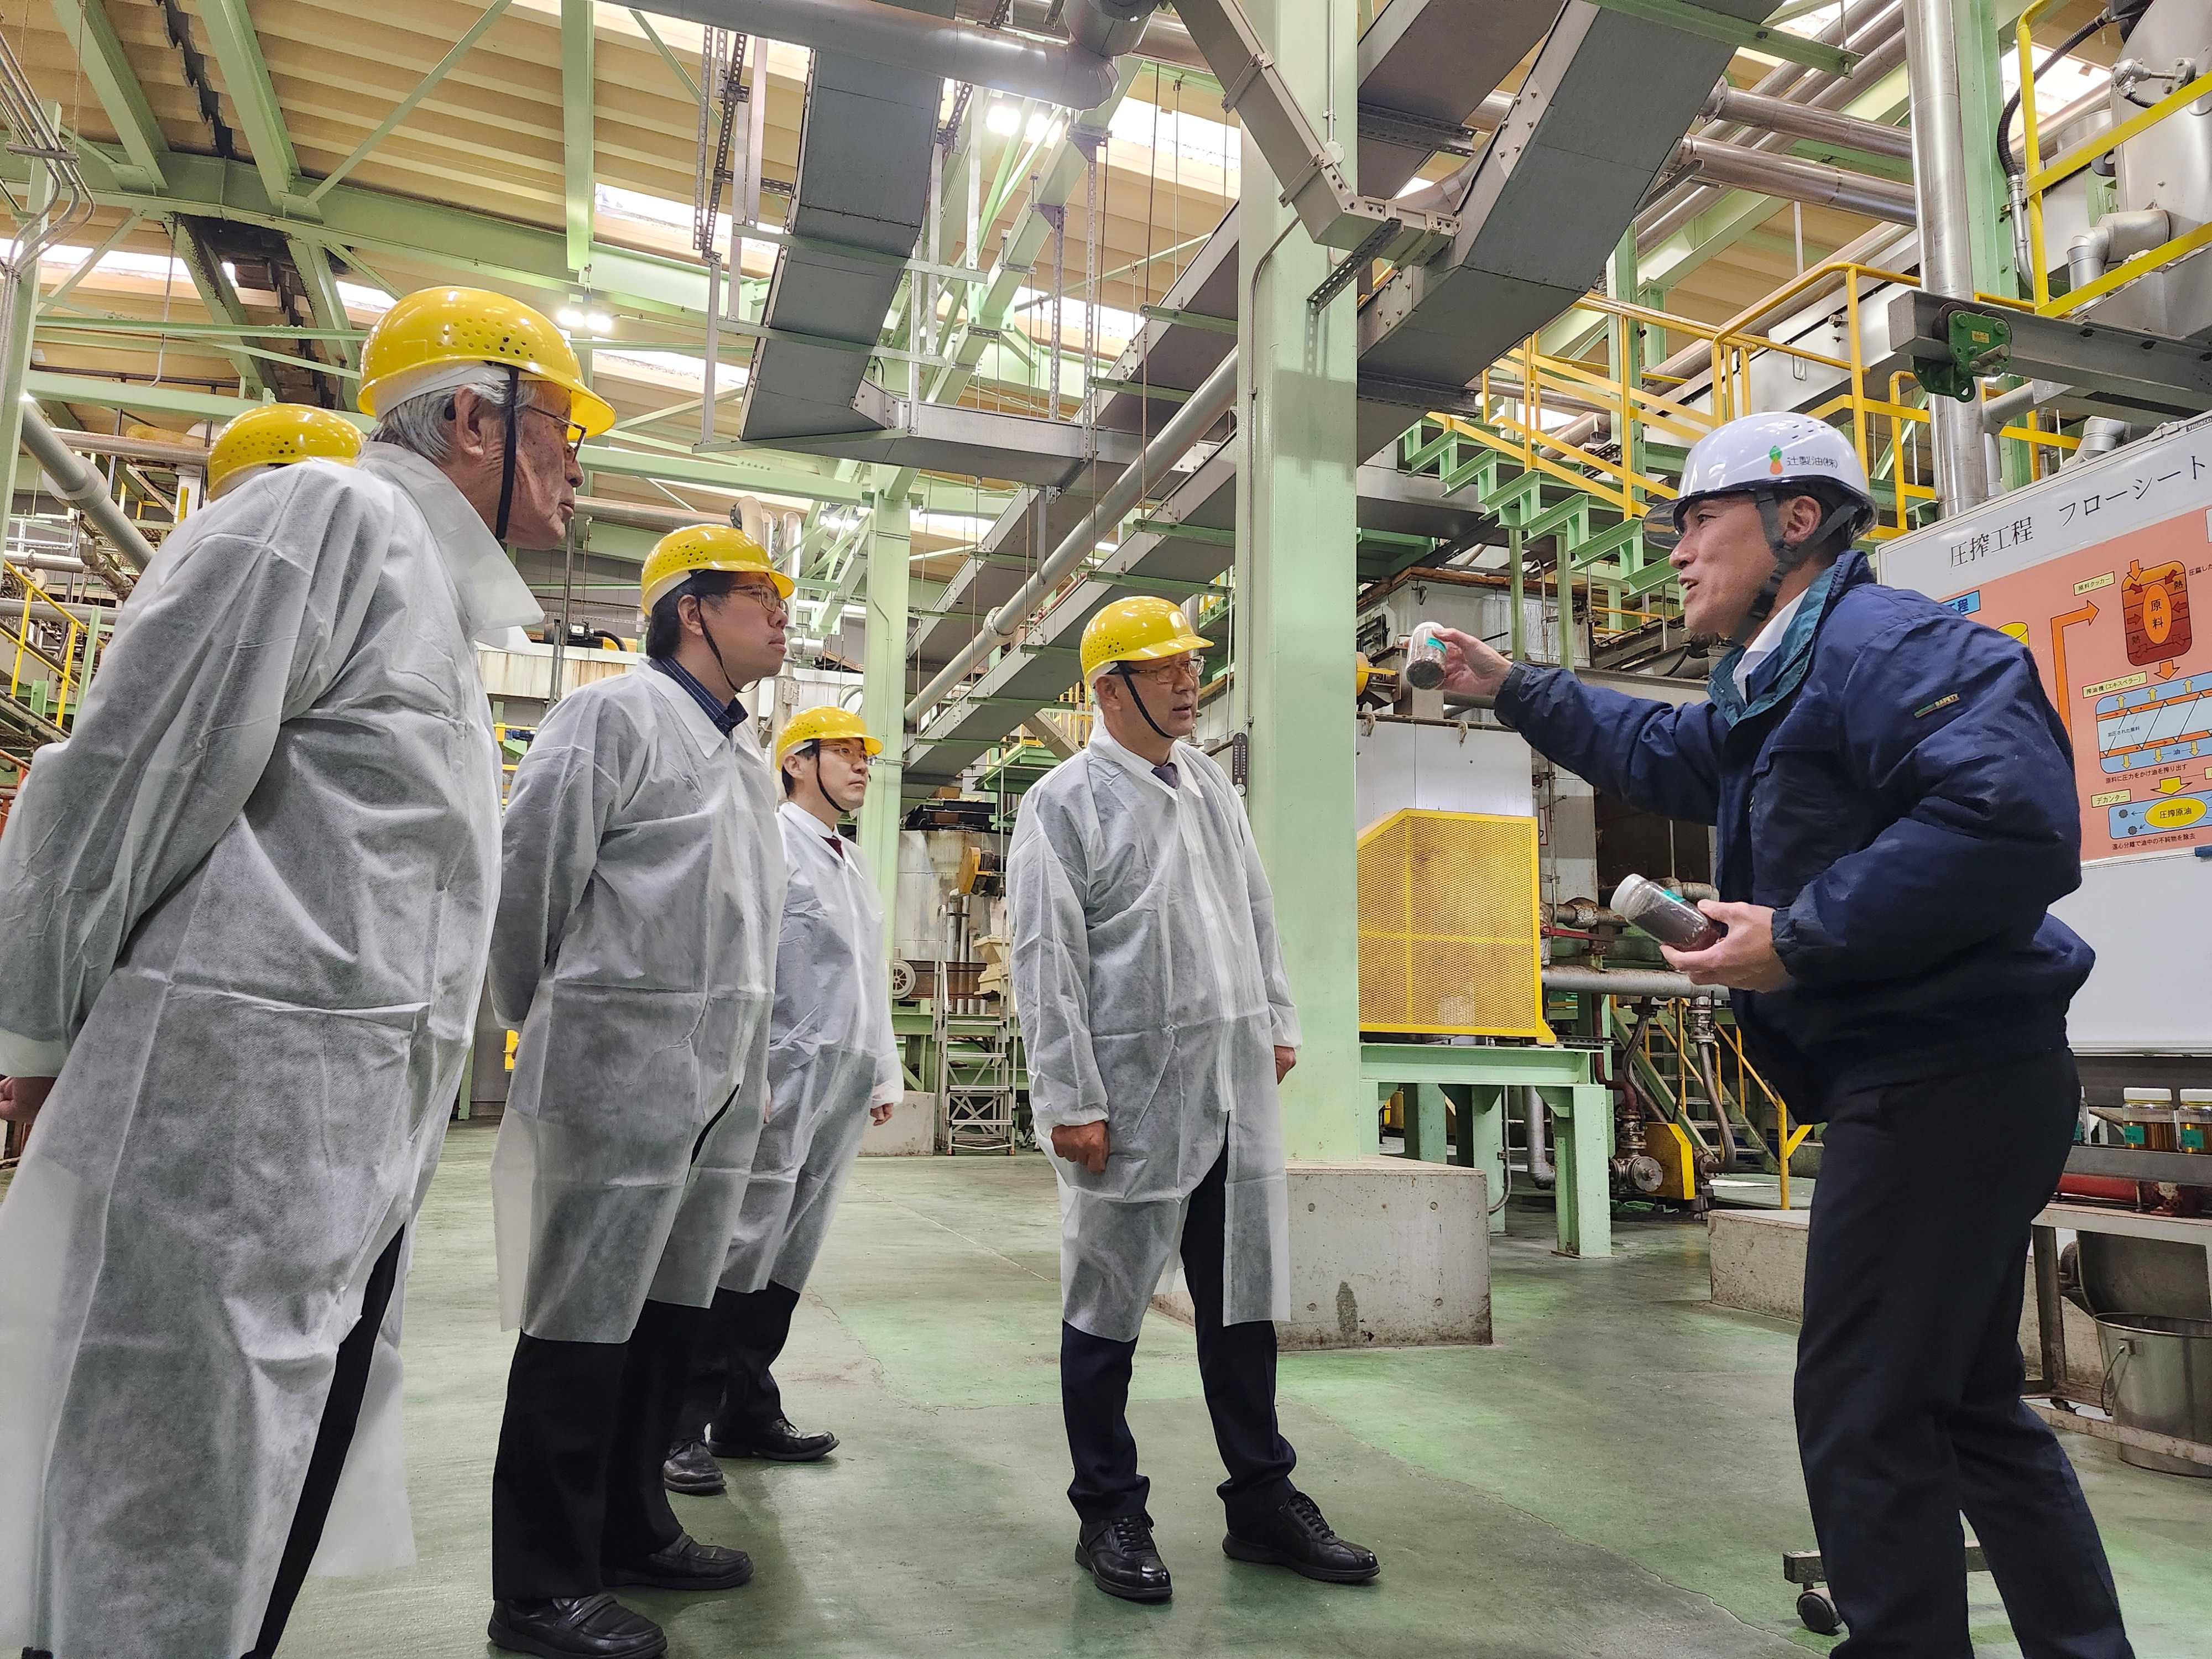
left=1008, top=802, right=1109, bottom=1133
left=0, top=491, right=371, bottom=1076
left=486, top=701, right=630, bottom=1034
left=869, top=900, right=904, bottom=1109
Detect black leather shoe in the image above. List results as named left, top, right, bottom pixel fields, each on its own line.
left=487, top=1594, right=666, bottom=1658
left=1075, top=1514, right=1173, bottom=1603
left=662, top=1438, right=727, bottom=1495
left=606, top=1532, right=754, bottom=1592
left=1223, top=1491, right=1380, bottom=1584
left=706, top=1415, right=838, bottom=1462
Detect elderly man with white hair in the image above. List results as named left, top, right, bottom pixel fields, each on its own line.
left=0, top=285, right=603, bottom=1659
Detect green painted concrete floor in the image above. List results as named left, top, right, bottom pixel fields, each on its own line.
left=284, top=1126, right=2212, bottom=1657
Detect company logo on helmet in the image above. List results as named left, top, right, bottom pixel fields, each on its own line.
left=1768, top=446, right=1785, bottom=475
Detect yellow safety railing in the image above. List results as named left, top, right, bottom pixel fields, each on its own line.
left=1717, top=1021, right=1809, bottom=1211
left=1640, top=1001, right=1809, bottom=1210
left=2, top=562, right=85, bottom=727
left=2018, top=0, right=2212, bottom=316
left=1412, top=252, right=2099, bottom=573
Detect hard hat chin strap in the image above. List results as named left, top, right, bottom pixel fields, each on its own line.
left=1112, top=660, right=1177, bottom=743
left=693, top=592, right=747, bottom=703
left=492, top=365, right=521, bottom=546
left=1731, top=489, right=1858, bottom=646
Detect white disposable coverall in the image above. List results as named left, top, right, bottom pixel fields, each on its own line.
left=0, top=445, right=537, bottom=1658
left=489, top=667, right=784, bottom=1343
left=719, top=802, right=903, bottom=1295
left=1007, top=729, right=1300, bottom=1343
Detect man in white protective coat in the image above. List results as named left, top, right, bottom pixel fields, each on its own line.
left=1008, top=595, right=1380, bottom=1605
left=0, top=285, right=605, bottom=1659
left=662, top=705, right=904, bottom=1496
left=485, top=524, right=789, bottom=1659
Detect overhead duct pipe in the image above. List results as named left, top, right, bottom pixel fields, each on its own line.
left=1672, top=137, right=1917, bottom=223
left=1399, top=132, right=1913, bottom=226
left=905, top=349, right=1238, bottom=727
left=19, top=407, right=156, bottom=575
left=629, top=0, right=1142, bottom=107
left=1639, top=13, right=1911, bottom=250
left=1699, top=85, right=1914, bottom=161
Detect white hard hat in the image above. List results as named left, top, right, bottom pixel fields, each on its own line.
left=1644, top=411, right=1875, bottom=552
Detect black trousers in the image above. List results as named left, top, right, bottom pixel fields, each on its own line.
left=248, top=1228, right=406, bottom=1658
left=490, top=1300, right=705, bottom=1600
left=1059, top=1149, right=1297, bottom=1528
left=1797, top=1051, right=2132, bottom=1659
left=677, top=1280, right=802, bottom=1443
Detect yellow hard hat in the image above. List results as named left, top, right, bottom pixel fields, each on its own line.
left=1354, top=651, right=1373, bottom=700
left=639, top=523, right=794, bottom=611
left=775, top=705, right=882, bottom=766
left=1080, top=593, right=1209, bottom=684
left=206, top=404, right=364, bottom=499
left=357, top=286, right=617, bottom=437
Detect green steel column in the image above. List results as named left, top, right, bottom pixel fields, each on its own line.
left=1605, top=229, right=1644, bottom=479
left=1233, top=0, right=1366, bottom=1161
left=1507, top=527, right=1526, bottom=658
left=0, top=129, right=54, bottom=542
left=858, top=493, right=910, bottom=948
left=1954, top=0, right=2015, bottom=300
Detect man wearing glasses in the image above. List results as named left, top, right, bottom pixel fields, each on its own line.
left=664, top=706, right=902, bottom=1493
left=484, top=525, right=790, bottom=1659
left=1008, top=595, right=1379, bottom=1606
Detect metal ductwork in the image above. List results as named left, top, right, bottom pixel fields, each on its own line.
left=632, top=0, right=1135, bottom=106
left=20, top=408, right=156, bottom=575
left=1354, top=0, right=1800, bottom=461
left=729, top=0, right=959, bottom=445
left=1356, top=0, right=1557, bottom=201
left=905, top=348, right=1238, bottom=726
left=1673, top=136, right=1917, bottom=223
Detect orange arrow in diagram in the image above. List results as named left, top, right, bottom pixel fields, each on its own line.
left=2050, top=600, right=2100, bottom=745
left=2157, top=661, right=2178, bottom=680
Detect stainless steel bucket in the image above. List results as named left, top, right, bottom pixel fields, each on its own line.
left=2095, top=1312, right=2212, bottom=1478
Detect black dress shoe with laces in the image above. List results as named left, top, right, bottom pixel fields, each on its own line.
left=487, top=1593, right=667, bottom=1658
left=1075, top=1514, right=1173, bottom=1603
left=706, top=1415, right=839, bottom=1462
left=606, top=1532, right=755, bottom=1591
left=662, top=1438, right=727, bottom=1495
left=1223, top=1491, right=1380, bottom=1584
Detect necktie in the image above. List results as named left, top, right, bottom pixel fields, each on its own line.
left=1153, top=760, right=1180, bottom=790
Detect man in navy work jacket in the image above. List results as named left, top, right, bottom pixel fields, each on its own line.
left=1438, top=410, right=2133, bottom=1659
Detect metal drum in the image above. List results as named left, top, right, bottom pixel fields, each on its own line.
left=2094, top=1312, right=2212, bottom=1477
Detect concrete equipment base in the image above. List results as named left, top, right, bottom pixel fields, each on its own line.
left=1707, top=1207, right=2106, bottom=1396
left=1154, top=1156, right=1491, bottom=1349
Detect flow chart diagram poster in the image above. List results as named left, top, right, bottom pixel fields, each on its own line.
left=1881, top=418, right=2212, bottom=866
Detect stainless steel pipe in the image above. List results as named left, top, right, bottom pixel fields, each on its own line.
left=1701, top=85, right=1914, bottom=161
left=20, top=406, right=157, bottom=572
left=1903, top=0, right=1991, bottom=515
left=1674, top=137, right=1917, bottom=223
left=1540, top=966, right=1721, bottom=1000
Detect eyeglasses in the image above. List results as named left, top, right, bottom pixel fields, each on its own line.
left=723, top=580, right=789, bottom=623
left=1124, top=654, right=1205, bottom=685
left=519, top=402, right=588, bottom=459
